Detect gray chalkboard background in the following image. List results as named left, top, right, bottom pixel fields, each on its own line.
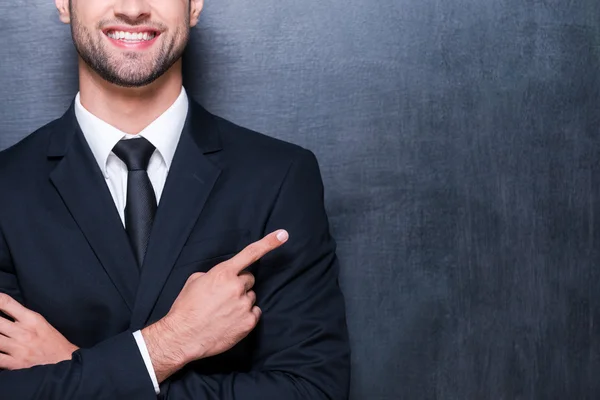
left=1, top=0, right=600, bottom=398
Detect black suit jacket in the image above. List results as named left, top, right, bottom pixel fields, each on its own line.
left=0, top=100, right=350, bottom=399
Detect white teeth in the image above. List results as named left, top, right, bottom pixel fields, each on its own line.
left=107, top=31, right=156, bottom=42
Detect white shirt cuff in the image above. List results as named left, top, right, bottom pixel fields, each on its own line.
left=133, top=330, right=160, bottom=395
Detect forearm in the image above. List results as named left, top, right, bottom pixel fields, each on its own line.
left=141, top=307, right=348, bottom=400
left=0, top=216, right=158, bottom=399
left=0, top=331, right=157, bottom=400
left=142, top=284, right=349, bottom=400
left=160, top=370, right=336, bottom=400
left=142, top=316, right=189, bottom=383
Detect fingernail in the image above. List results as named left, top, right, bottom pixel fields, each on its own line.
left=276, top=230, right=289, bottom=242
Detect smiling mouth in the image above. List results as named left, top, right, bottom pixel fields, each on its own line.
left=105, top=30, right=159, bottom=42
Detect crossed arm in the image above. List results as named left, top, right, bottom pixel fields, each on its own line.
left=0, top=150, right=351, bottom=400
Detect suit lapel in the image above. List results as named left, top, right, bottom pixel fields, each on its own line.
left=48, top=106, right=140, bottom=310
left=130, top=102, right=222, bottom=329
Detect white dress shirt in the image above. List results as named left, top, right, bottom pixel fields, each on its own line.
left=74, top=88, right=189, bottom=395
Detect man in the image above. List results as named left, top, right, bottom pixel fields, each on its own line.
left=0, top=0, right=350, bottom=398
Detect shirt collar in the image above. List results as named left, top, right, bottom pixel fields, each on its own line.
left=74, top=87, right=189, bottom=178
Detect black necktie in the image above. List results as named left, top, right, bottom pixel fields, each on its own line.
left=112, top=138, right=157, bottom=269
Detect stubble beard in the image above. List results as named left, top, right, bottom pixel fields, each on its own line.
left=69, top=2, right=190, bottom=88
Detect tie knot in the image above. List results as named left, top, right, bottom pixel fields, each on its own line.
left=113, top=138, right=156, bottom=171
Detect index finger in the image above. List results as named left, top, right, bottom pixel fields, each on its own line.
left=220, top=229, right=289, bottom=274
left=0, top=293, right=31, bottom=323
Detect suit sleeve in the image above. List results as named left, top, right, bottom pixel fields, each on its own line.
left=0, top=224, right=158, bottom=400
left=160, top=149, right=351, bottom=400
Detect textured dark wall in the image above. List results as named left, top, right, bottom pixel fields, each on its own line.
left=1, top=0, right=600, bottom=399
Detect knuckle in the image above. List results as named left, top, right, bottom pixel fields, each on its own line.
left=248, top=312, right=260, bottom=328
left=246, top=291, right=257, bottom=305
left=213, top=272, right=229, bottom=287
left=23, top=312, right=42, bottom=328
left=188, top=272, right=203, bottom=282
left=30, top=311, right=43, bottom=322
left=232, top=280, right=246, bottom=296
left=220, top=268, right=234, bottom=280
left=241, top=274, right=255, bottom=291
left=242, top=295, right=253, bottom=310
left=0, top=293, right=10, bottom=305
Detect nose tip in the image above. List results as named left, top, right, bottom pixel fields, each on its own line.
left=114, top=0, right=151, bottom=21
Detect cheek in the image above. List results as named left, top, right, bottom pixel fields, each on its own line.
left=150, top=0, right=189, bottom=12
left=71, top=0, right=107, bottom=24
left=160, top=20, right=190, bottom=47
left=151, top=0, right=190, bottom=26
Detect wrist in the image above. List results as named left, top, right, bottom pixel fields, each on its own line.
left=141, top=317, right=188, bottom=383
